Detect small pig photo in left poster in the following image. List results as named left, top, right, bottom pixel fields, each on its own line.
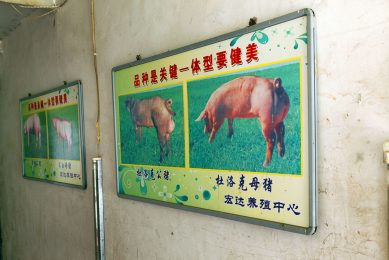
left=47, top=105, right=80, bottom=161
left=22, top=112, right=48, bottom=159
left=19, top=81, right=86, bottom=188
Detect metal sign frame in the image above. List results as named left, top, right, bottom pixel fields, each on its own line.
left=112, top=9, right=317, bottom=234
left=19, top=80, right=86, bottom=189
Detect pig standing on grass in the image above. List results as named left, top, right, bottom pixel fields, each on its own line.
left=195, top=76, right=290, bottom=167
left=24, top=113, right=41, bottom=148
left=51, top=118, right=72, bottom=152
left=125, top=96, right=175, bottom=163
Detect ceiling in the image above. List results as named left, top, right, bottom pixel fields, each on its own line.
left=0, top=0, right=65, bottom=40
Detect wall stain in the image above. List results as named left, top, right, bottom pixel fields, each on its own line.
left=356, top=153, right=364, bottom=163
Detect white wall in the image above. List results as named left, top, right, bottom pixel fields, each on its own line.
left=0, top=0, right=388, bottom=259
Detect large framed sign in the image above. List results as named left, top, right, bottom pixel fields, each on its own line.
left=113, top=9, right=317, bottom=234
left=20, top=81, right=86, bottom=188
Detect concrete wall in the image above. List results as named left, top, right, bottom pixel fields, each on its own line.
left=0, top=0, right=388, bottom=259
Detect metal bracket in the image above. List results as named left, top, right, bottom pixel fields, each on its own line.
left=93, top=157, right=105, bottom=260
left=248, top=17, right=257, bottom=26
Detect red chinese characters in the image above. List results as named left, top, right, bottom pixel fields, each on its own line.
left=169, top=64, right=178, bottom=79
left=203, top=54, right=214, bottom=72
left=160, top=67, right=168, bottom=82
left=129, top=40, right=261, bottom=88
left=246, top=43, right=258, bottom=63
left=230, top=47, right=243, bottom=66
left=134, top=74, right=140, bottom=87
left=191, top=58, right=201, bottom=75
left=151, top=69, right=158, bottom=84
left=141, top=72, right=149, bottom=86
left=216, top=51, right=227, bottom=70
left=27, top=93, right=68, bottom=112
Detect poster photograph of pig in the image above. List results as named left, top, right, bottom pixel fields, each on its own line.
left=119, top=84, right=185, bottom=167
left=189, top=61, right=301, bottom=174
left=22, top=105, right=80, bottom=161
left=22, top=112, right=47, bottom=159
left=119, top=61, right=301, bottom=175
left=47, top=105, right=80, bottom=161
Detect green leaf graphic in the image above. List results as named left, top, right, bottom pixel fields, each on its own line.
left=297, top=37, right=308, bottom=44
left=294, top=33, right=308, bottom=49
left=293, top=40, right=299, bottom=50
left=230, top=36, right=241, bottom=47
left=175, top=198, right=184, bottom=205
left=176, top=195, right=188, bottom=202
left=254, top=31, right=269, bottom=44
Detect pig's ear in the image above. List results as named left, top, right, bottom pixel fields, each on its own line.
left=274, top=78, right=282, bottom=88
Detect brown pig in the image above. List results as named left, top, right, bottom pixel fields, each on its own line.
left=125, top=96, right=175, bottom=163
left=195, top=76, right=290, bottom=167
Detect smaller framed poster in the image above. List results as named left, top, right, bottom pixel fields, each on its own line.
left=19, top=81, right=86, bottom=188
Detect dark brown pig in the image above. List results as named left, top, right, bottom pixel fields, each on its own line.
left=195, top=76, right=289, bottom=167
left=125, top=96, right=175, bottom=163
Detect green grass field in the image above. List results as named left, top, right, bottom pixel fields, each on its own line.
left=188, top=62, right=301, bottom=174
left=47, top=105, right=80, bottom=160
left=119, top=85, right=185, bottom=167
left=22, top=112, right=47, bottom=158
